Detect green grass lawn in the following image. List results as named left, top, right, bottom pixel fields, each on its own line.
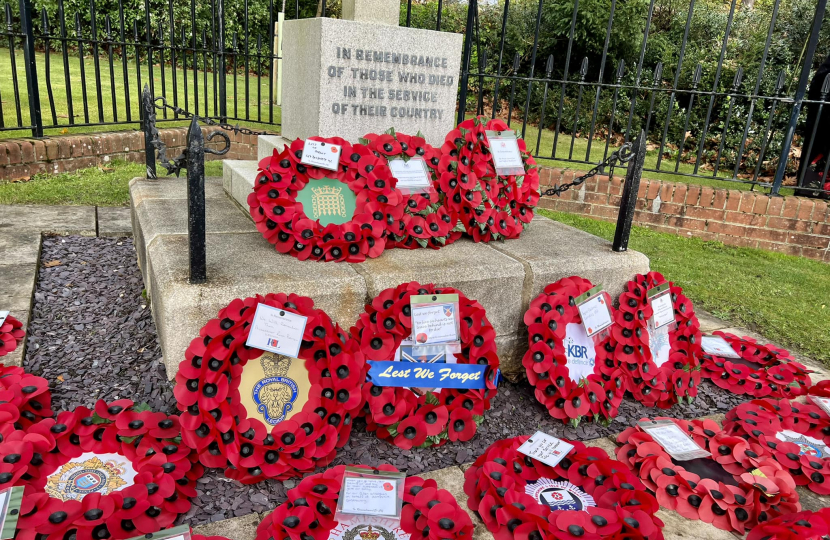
left=539, top=208, right=830, bottom=366
left=0, top=159, right=223, bottom=206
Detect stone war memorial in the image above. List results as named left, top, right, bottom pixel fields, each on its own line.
left=3, top=0, right=830, bottom=538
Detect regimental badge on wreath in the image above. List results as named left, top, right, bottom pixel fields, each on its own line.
left=331, top=519, right=408, bottom=540
left=44, top=453, right=137, bottom=502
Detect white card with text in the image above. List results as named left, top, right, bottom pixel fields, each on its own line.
left=340, top=477, right=398, bottom=517
left=301, top=140, right=342, bottom=171
left=245, top=304, right=308, bottom=358
left=810, top=395, right=830, bottom=417
left=410, top=303, right=459, bottom=344
left=576, top=293, right=613, bottom=337
left=639, top=420, right=710, bottom=461
left=389, top=158, right=431, bottom=192
left=0, top=311, right=8, bottom=328
left=701, top=335, right=741, bottom=359
left=649, top=292, right=675, bottom=329
left=517, top=431, right=575, bottom=467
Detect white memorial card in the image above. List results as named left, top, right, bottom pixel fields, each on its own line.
left=575, top=287, right=613, bottom=337
left=647, top=322, right=672, bottom=368
left=486, top=130, right=526, bottom=175
left=517, top=431, right=575, bottom=467
left=810, top=395, right=830, bottom=417
left=701, top=335, right=741, bottom=359
left=648, top=284, right=675, bottom=330
left=245, top=304, right=308, bottom=358
left=301, top=140, right=342, bottom=171
left=410, top=295, right=460, bottom=345
left=340, top=477, right=398, bottom=517
left=0, top=311, right=8, bottom=328
left=639, top=420, right=710, bottom=461
left=389, top=158, right=431, bottom=192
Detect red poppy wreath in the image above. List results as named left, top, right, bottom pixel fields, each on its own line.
left=522, top=276, right=624, bottom=427
left=256, top=464, right=473, bottom=540
left=0, top=313, right=24, bottom=358
left=746, top=508, right=830, bottom=540
left=0, top=363, right=53, bottom=430
left=0, top=399, right=203, bottom=540
left=360, top=129, right=462, bottom=250
left=175, top=293, right=368, bottom=484
left=437, top=116, right=540, bottom=242
left=724, top=398, right=830, bottom=495
left=248, top=136, right=402, bottom=262
left=699, top=332, right=810, bottom=399
left=350, top=282, right=498, bottom=449
left=616, top=417, right=801, bottom=534
left=612, top=272, right=702, bottom=408
left=464, top=435, right=665, bottom=540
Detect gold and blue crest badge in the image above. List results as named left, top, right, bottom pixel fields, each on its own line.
left=239, top=352, right=311, bottom=426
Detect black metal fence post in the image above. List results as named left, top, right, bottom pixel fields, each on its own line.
left=613, top=130, right=646, bottom=252
left=186, top=116, right=207, bottom=284
left=770, top=0, right=828, bottom=195
left=19, top=0, right=43, bottom=137
left=142, top=84, right=157, bottom=179
left=217, top=0, right=228, bottom=121
left=456, top=0, right=476, bottom=125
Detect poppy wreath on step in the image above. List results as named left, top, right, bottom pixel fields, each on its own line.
left=174, top=293, right=368, bottom=484
left=723, top=398, right=830, bottom=495
left=699, top=332, right=810, bottom=399
left=463, top=435, right=665, bottom=540
left=0, top=364, right=53, bottom=430
left=248, top=136, right=401, bottom=262
left=522, top=276, right=625, bottom=427
left=612, top=272, right=702, bottom=409
left=616, top=416, right=801, bottom=534
left=438, top=116, right=540, bottom=242
left=255, top=464, right=474, bottom=540
left=0, top=399, right=203, bottom=540
left=0, top=313, right=24, bottom=358
left=359, top=130, right=463, bottom=250
left=350, top=282, right=498, bottom=449
left=746, top=508, right=830, bottom=540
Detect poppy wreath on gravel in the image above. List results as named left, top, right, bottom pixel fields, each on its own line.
left=723, top=398, right=830, bottom=495
left=463, top=435, right=665, bottom=540
left=699, top=332, right=811, bottom=399
left=522, top=276, right=625, bottom=427
left=746, top=508, right=830, bottom=540
left=0, top=364, right=53, bottom=430
left=359, top=129, right=463, bottom=250
left=256, top=464, right=473, bottom=540
left=616, top=417, right=801, bottom=534
left=248, top=136, right=402, bottom=262
left=0, top=399, right=203, bottom=540
left=175, top=293, right=368, bottom=484
left=438, top=116, right=540, bottom=242
left=0, top=313, right=24, bottom=358
left=612, top=272, right=702, bottom=409
left=350, top=282, right=498, bottom=449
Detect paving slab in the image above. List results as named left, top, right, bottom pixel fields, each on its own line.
left=129, top=176, right=228, bottom=207
left=0, top=205, right=96, bottom=236
left=696, top=310, right=731, bottom=334
left=0, top=264, right=37, bottom=311
left=97, top=206, right=133, bottom=237
left=223, top=160, right=260, bottom=210
left=0, top=230, right=41, bottom=266
left=192, top=512, right=261, bottom=540
left=655, top=508, right=738, bottom=540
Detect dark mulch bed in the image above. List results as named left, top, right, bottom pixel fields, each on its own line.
left=23, top=235, right=752, bottom=525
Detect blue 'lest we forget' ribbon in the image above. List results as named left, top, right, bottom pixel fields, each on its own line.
left=366, top=361, right=499, bottom=389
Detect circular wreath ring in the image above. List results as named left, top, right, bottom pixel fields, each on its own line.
left=463, top=435, right=665, bottom=540
left=360, top=130, right=462, bottom=249
left=0, top=313, right=24, bottom=358
left=724, top=398, right=830, bottom=494
left=438, top=116, right=540, bottom=242
left=350, top=281, right=498, bottom=449
left=616, top=416, right=801, bottom=534
left=746, top=508, right=830, bottom=540
left=175, top=293, right=368, bottom=483
left=0, top=364, right=53, bottom=430
left=612, top=271, right=702, bottom=408
left=255, top=464, right=474, bottom=540
left=248, top=136, right=402, bottom=262
left=699, top=332, right=810, bottom=399
left=0, top=399, right=203, bottom=540
left=522, top=276, right=624, bottom=426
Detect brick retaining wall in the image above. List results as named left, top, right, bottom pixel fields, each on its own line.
left=0, top=126, right=266, bottom=180
left=537, top=167, right=830, bottom=263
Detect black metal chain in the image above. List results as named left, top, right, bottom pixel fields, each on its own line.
left=153, top=97, right=275, bottom=137
left=542, top=142, right=635, bottom=197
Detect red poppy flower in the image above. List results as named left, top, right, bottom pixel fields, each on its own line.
left=0, top=314, right=25, bottom=358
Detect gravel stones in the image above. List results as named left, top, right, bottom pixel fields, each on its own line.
left=23, top=234, right=754, bottom=526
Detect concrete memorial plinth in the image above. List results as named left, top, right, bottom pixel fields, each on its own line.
left=131, top=174, right=649, bottom=380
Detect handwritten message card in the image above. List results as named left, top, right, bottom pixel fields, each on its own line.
left=301, top=140, right=342, bottom=171
left=410, top=295, right=459, bottom=345
left=245, top=304, right=308, bottom=358
left=517, top=431, right=575, bottom=467
left=340, top=477, right=398, bottom=516
left=575, top=287, right=613, bottom=337
left=639, top=420, right=710, bottom=461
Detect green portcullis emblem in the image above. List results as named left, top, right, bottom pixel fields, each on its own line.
left=295, top=178, right=356, bottom=226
